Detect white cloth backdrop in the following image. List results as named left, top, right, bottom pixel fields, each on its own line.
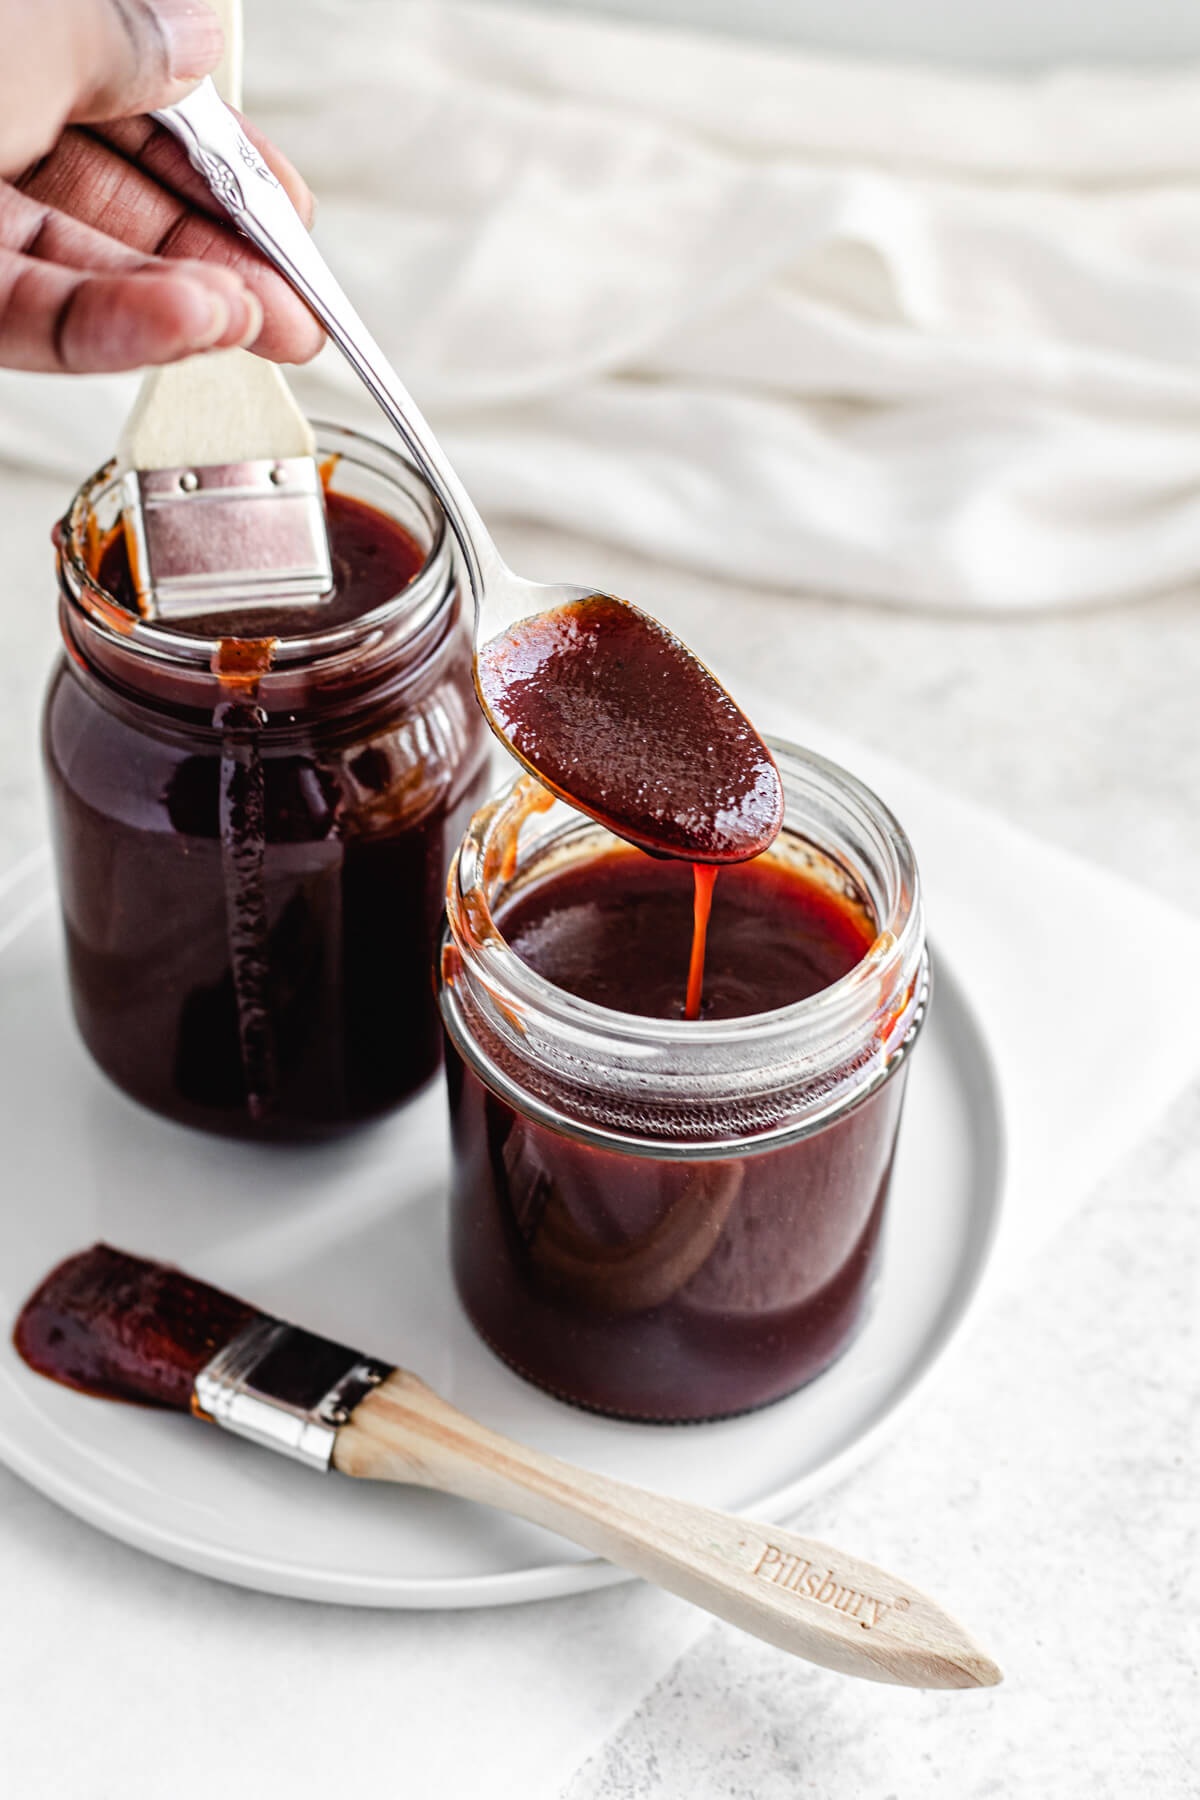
left=4, top=0, right=1200, bottom=608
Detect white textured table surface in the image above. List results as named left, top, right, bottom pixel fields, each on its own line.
left=0, top=462, right=1196, bottom=1797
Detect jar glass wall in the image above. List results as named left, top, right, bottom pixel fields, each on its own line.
left=45, top=424, right=490, bottom=1140
left=438, top=742, right=928, bottom=1422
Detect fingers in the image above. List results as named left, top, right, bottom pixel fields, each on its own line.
left=96, top=110, right=316, bottom=231
left=18, top=128, right=323, bottom=363
left=0, top=0, right=322, bottom=372
left=0, top=249, right=265, bottom=372
left=0, top=0, right=224, bottom=176
left=0, top=150, right=264, bottom=368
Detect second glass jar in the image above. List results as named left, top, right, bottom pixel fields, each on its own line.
left=438, top=743, right=929, bottom=1423
left=45, top=424, right=490, bottom=1139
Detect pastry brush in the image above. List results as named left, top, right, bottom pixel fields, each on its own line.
left=14, top=1243, right=1001, bottom=1691
left=116, top=0, right=331, bottom=623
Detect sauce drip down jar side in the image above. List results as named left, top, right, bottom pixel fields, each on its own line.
left=437, top=744, right=929, bottom=1422
left=45, top=424, right=490, bottom=1140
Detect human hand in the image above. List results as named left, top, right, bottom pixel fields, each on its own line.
left=0, top=0, right=324, bottom=373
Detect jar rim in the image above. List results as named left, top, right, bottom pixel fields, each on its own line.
left=57, top=420, right=451, bottom=671
left=445, top=738, right=925, bottom=1053
left=439, top=738, right=929, bottom=1154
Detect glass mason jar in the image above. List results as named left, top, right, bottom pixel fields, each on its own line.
left=438, top=741, right=929, bottom=1422
left=45, top=423, right=490, bottom=1139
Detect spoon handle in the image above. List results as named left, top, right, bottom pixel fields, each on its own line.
left=153, top=79, right=502, bottom=605
left=334, top=1369, right=1000, bottom=1690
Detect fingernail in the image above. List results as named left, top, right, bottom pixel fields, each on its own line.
left=146, top=0, right=225, bottom=82
left=231, top=289, right=264, bottom=349
left=179, top=281, right=231, bottom=350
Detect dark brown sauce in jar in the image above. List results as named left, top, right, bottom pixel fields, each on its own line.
left=500, top=847, right=874, bottom=1020
left=448, top=1041, right=904, bottom=1421
left=106, top=489, right=426, bottom=641
left=439, top=754, right=928, bottom=1422
left=47, top=435, right=491, bottom=1140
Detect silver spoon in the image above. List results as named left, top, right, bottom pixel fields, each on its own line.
left=154, top=81, right=782, bottom=862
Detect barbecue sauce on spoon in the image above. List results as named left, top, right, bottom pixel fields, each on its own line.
left=475, top=594, right=784, bottom=1013
left=476, top=596, right=782, bottom=865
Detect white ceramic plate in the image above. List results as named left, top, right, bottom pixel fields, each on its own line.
left=0, top=846, right=1003, bottom=1607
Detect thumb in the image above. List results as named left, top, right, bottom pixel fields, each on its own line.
left=1, top=1, right=223, bottom=174
left=70, top=0, right=225, bottom=122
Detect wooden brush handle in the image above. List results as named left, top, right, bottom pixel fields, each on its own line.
left=333, top=1370, right=999, bottom=1689
left=211, top=0, right=244, bottom=110
left=121, top=0, right=317, bottom=478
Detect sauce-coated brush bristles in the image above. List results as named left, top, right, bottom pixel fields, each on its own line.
left=13, top=1244, right=258, bottom=1409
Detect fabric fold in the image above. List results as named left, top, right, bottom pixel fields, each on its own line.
left=4, top=0, right=1200, bottom=609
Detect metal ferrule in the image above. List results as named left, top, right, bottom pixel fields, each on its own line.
left=194, top=1317, right=392, bottom=1473
left=121, top=458, right=334, bottom=620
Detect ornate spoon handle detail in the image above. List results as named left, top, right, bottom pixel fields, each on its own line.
left=154, top=79, right=501, bottom=604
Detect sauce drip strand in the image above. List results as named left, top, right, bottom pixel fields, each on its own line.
left=686, top=865, right=719, bottom=1021
left=475, top=595, right=783, bottom=866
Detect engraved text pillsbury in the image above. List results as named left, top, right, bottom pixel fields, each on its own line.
left=752, top=1544, right=911, bottom=1630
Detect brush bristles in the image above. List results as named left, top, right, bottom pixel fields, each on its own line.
left=13, top=1244, right=258, bottom=1410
